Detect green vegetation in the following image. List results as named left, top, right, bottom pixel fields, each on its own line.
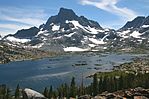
left=1, top=71, right=148, bottom=99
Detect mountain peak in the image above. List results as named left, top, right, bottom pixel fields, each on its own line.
left=13, top=27, right=39, bottom=39
left=57, top=7, right=78, bottom=22
left=43, top=8, right=78, bottom=30
left=120, top=16, right=145, bottom=30
left=58, top=8, right=75, bottom=16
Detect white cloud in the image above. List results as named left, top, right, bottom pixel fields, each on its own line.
left=80, top=0, right=137, bottom=20
left=0, top=7, right=47, bottom=26
left=0, top=6, right=48, bottom=36
left=0, top=24, right=31, bottom=37
left=0, top=24, right=31, bottom=30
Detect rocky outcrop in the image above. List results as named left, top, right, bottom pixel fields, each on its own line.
left=22, top=88, right=47, bottom=99
left=78, top=87, right=149, bottom=99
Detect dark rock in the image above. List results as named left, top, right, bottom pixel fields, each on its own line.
left=13, top=27, right=39, bottom=39
left=143, top=16, right=149, bottom=25
left=120, top=16, right=145, bottom=30
left=78, top=95, right=92, bottom=99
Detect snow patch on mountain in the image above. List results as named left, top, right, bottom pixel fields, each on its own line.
left=85, top=26, right=105, bottom=34
left=121, top=30, right=130, bottom=35
left=64, top=47, right=89, bottom=52
left=89, top=38, right=106, bottom=45
left=64, top=32, right=75, bottom=37
left=130, top=31, right=141, bottom=38
left=53, top=36, right=62, bottom=40
left=52, top=25, right=60, bottom=31
left=142, top=25, right=149, bottom=28
left=118, top=30, right=131, bottom=38
left=68, top=20, right=83, bottom=29
left=32, top=43, right=44, bottom=48
left=5, top=36, right=31, bottom=43
left=66, top=20, right=104, bottom=34
left=37, top=30, right=48, bottom=36
left=88, top=44, right=96, bottom=47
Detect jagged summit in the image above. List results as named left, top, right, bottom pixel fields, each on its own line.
left=58, top=8, right=78, bottom=21
left=43, top=7, right=103, bottom=31
left=43, top=8, right=78, bottom=30
left=120, top=16, right=149, bottom=30
left=120, top=16, right=145, bottom=30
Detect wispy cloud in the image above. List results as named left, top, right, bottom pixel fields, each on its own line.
left=0, top=23, right=31, bottom=37
left=0, top=6, right=48, bottom=36
left=80, top=0, right=137, bottom=20
left=0, top=24, right=31, bottom=30
left=0, top=6, right=47, bottom=25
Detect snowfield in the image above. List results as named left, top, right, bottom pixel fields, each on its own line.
left=130, top=31, right=141, bottom=38
left=89, top=38, right=106, bottom=45
left=66, top=20, right=104, bottom=34
left=52, top=25, right=60, bottom=31
left=5, top=36, right=31, bottom=43
left=64, top=47, right=89, bottom=52
left=142, top=25, right=149, bottom=28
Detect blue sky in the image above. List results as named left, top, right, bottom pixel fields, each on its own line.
left=0, top=0, right=149, bottom=36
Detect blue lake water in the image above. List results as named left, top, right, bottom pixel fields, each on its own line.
left=0, top=52, right=146, bottom=91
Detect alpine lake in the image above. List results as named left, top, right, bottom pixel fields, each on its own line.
left=0, top=52, right=147, bottom=91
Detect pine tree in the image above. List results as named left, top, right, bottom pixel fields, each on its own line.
left=48, top=85, right=53, bottom=99
left=98, top=76, right=103, bottom=93
left=93, top=74, right=98, bottom=96
left=70, top=77, right=77, bottom=98
left=80, top=73, right=84, bottom=95
left=64, top=83, right=69, bottom=99
left=43, top=87, right=48, bottom=98
left=15, top=84, right=20, bottom=99
left=6, top=88, right=11, bottom=99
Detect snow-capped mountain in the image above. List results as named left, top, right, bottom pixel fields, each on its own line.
left=116, top=16, right=149, bottom=49
left=118, top=16, right=149, bottom=38
left=2, top=8, right=149, bottom=52
left=3, top=8, right=118, bottom=52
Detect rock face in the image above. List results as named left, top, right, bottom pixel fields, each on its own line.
left=14, top=27, right=40, bottom=39
left=78, top=87, right=149, bottom=99
left=0, top=35, right=1, bottom=39
left=120, top=16, right=146, bottom=30
left=97, top=87, right=149, bottom=99
left=22, top=88, right=47, bottom=99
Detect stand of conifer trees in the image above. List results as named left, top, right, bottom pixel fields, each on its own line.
left=0, top=72, right=149, bottom=99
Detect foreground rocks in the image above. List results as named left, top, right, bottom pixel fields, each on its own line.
left=79, top=87, right=149, bottom=99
